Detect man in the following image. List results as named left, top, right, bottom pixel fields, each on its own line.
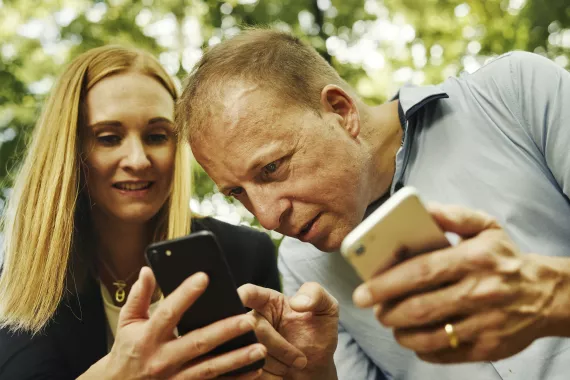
left=177, top=28, right=570, bottom=379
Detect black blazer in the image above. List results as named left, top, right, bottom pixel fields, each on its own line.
left=0, top=217, right=280, bottom=379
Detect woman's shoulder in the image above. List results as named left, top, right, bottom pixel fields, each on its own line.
left=0, top=285, right=107, bottom=378
left=0, top=317, right=67, bottom=377
left=192, top=217, right=275, bottom=255
left=191, top=217, right=280, bottom=291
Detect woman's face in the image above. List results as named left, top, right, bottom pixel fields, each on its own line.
left=82, top=72, right=176, bottom=225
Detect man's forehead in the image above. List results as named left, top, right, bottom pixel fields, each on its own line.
left=216, top=82, right=281, bottom=137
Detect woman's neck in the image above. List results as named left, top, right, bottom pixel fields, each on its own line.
left=90, top=210, right=158, bottom=306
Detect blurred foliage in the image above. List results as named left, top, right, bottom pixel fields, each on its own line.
left=0, top=0, right=568, bottom=235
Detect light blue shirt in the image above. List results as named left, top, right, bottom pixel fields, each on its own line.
left=278, top=51, right=570, bottom=380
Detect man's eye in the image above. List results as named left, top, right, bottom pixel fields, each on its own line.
left=263, top=161, right=279, bottom=175
left=229, top=187, right=244, bottom=197
left=97, top=135, right=121, bottom=146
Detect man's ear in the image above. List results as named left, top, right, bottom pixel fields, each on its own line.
left=320, top=85, right=360, bottom=138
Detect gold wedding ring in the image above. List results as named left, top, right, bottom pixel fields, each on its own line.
left=444, top=323, right=460, bottom=349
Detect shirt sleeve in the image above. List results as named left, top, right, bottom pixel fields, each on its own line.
left=508, top=51, right=570, bottom=197
left=335, top=323, right=392, bottom=380
left=278, top=243, right=390, bottom=380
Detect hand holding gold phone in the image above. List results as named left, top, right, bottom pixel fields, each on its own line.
left=341, top=187, right=450, bottom=280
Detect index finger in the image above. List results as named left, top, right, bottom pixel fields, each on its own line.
left=251, top=314, right=307, bottom=370
left=147, top=272, right=209, bottom=340
left=427, top=203, right=500, bottom=238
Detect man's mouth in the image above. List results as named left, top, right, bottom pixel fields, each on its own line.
left=113, top=182, right=153, bottom=191
left=298, top=213, right=321, bottom=238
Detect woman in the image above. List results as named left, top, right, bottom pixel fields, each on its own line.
left=0, top=46, right=280, bottom=379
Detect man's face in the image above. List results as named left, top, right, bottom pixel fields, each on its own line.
left=192, top=83, right=370, bottom=252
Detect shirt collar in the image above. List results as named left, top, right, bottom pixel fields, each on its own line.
left=390, top=84, right=449, bottom=122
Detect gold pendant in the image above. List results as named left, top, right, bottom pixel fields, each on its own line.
left=113, top=280, right=127, bottom=303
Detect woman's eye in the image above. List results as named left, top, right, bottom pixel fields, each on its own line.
left=147, top=134, right=169, bottom=144
left=97, top=135, right=121, bottom=146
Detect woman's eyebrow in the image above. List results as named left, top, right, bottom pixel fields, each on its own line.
left=148, top=117, right=174, bottom=125
left=88, top=120, right=122, bottom=129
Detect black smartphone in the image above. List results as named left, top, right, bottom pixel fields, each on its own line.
left=145, top=230, right=265, bottom=376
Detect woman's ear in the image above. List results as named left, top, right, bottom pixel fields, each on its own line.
left=320, top=84, right=360, bottom=138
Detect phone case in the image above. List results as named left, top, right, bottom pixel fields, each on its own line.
left=341, top=187, right=450, bottom=280
left=145, top=230, right=265, bottom=376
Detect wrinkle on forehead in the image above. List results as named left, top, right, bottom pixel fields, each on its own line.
left=218, top=82, right=282, bottom=136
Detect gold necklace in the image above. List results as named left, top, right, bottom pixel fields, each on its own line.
left=100, top=260, right=139, bottom=304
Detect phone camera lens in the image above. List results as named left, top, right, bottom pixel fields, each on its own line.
left=150, top=250, right=159, bottom=260
left=355, top=245, right=365, bottom=256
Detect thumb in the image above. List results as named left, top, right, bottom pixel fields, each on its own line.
left=290, top=282, right=338, bottom=316
left=427, top=203, right=500, bottom=238
left=118, top=266, right=156, bottom=327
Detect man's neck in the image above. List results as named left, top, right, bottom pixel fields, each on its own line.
left=360, top=99, right=403, bottom=205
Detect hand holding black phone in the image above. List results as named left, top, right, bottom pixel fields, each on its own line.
left=145, top=230, right=265, bottom=376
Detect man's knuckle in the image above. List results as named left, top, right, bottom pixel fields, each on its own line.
left=197, top=362, right=218, bottom=379
left=487, top=309, right=509, bottom=329
left=416, top=260, right=435, bottom=283
left=408, top=298, right=432, bottom=323
left=147, top=357, right=169, bottom=377
left=481, top=337, right=501, bottom=356
left=494, top=234, right=516, bottom=256
left=416, top=334, right=436, bottom=353
left=156, top=306, right=177, bottom=325
left=467, top=243, right=495, bottom=268
left=191, top=336, right=209, bottom=355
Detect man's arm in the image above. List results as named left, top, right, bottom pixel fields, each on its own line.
left=509, top=52, right=570, bottom=336
left=335, top=323, right=392, bottom=380
left=510, top=51, right=570, bottom=197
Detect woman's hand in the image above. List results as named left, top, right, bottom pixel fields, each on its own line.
left=79, top=267, right=267, bottom=379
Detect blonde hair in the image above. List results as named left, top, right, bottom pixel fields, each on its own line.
left=0, top=46, right=192, bottom=334
left=177, top=27, right=348, bottom=143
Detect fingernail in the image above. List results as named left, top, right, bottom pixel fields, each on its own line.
left=292, top=356, right=308, bottom=369
left=240, top=316, right=255, bottom=331
left=249, top=347, right=265, bottom=360
left=193, top=272, right=208, bottom=287
left=353, top=285, right=373, bottom=307
left=292, top=295, right=311, bottom=308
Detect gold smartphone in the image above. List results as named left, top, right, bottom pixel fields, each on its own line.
left=341, top=186, right=450, bottom=280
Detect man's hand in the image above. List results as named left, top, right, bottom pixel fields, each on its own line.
left=352, top=204, right=570, bottom=363
left=238, top=283, right=339, bottom=380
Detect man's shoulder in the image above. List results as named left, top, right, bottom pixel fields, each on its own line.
left=465, top=50, right=554, bottom=81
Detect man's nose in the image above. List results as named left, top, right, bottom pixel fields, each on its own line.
left=121, top=138, right=151, bottom=171
left=248, top=188, right=289, bottom=231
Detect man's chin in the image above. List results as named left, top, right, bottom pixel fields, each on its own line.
left=309, top=224, right=355, bottom=252
left=311, top=234, right=343, bottom=253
